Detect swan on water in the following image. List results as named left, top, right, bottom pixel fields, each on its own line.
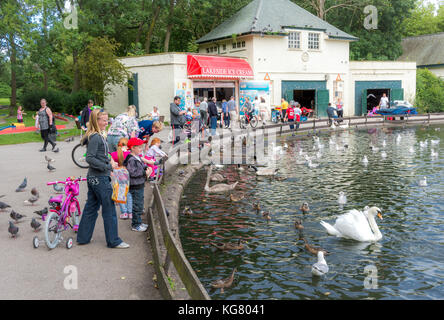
left=204, top=166, right=238, bottom=193
left=320, top=207, right=383, bottom=242
left=311, top=251, right=329, bottom=277
left=249, top=165, right=279, bottom=176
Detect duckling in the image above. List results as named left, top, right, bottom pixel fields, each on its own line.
left=294, top=219, right=304, bottom=231
left=262, top=211, right=271, bottom=221
left=230, top=193, right=245, bottom=202
left=300, top=237, right=330, bottom=256
left=182, top=206, right=193, bottom=215
left=300, top=202, right=310, bottom=214
left=252, top=202, right=261, bottom=212
left=211, top=268, right=237, bottom=294
left=211, top=239, right=245, bottom=251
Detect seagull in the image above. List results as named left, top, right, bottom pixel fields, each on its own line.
left=45, top=155, right=55, bottom=163
left=362, top=156, right=369, bottom=165
left=0, top=201, right=11, bottom=211
left=381, top=151, right=387, bottom=158
left=307, top=159, right=319, bottom=168
left=382, top=140, right=387, bottom=147
left=10, top=210, right=26, bottom=223
left=338, top=191, right=347, bottom=205
left=283, top=143, right=288, bottom=149
left=431, top=149, right=438, bottom=158
left=409, top=146, right=415, bottom=153
left=30, top=218, right=41, bottom=232
left=15, top=177, right=27, bottom=192
left=311, top=251, right=329, bottom=277
left=396, top=134, right=402, bottom=144
left=8, top=221, right=19, bottom=238
left=370, top=144, right=379, bottom=152
left=430, top=139, right=440, bottom=145
left=47, top=163, right=56, bottom=171
left=419, top=176, right=427, bottom=187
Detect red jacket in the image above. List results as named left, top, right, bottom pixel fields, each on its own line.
left=286, top=107, right=295, bottom=120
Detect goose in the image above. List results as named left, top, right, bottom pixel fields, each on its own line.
left=211, top=240, right=245, bottom=251
left=230, top=193, right=245, bottom=202
left=431, top=149, right=438, bottom=157
left=300, top=202, right=310, bottom=214
left=338, top=191, right=347, bottom=205
left=300, top=237, right=330, bottom=256
left=211, top=172, right=226, bottom=182
left=182, top=206, right=193, bottom=215
left=249, top=165, right=279, bottom=176
left=320, top=206, right=383, bottom=242
left=419, top=176, right=427, bottom=187
left=362, top=156, right=369, bottom=165
left=311, top=251, right=329, bottom=277
left=211, top=268, right=237, bottom=294
left=204, top=166, right=238, bottom=193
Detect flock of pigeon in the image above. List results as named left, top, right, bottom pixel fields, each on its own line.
left=1, top=174, right=64, bottom=239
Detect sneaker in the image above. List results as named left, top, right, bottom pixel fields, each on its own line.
left=132, top=224, right=148, bottom=232
left=114, top=241, right=130, bottom=249
left=39, top=148, right=47, bottom=152
left=120, top=213, right=128, bottom=219
left=128, top=213, right=133, bottom=219
left=53, top=148, right=59, bottom=153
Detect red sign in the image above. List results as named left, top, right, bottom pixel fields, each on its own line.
left=187, top=55, right=254, bottom=79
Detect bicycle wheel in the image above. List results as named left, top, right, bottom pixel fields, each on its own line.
left=45, top=212, right=62, bottom=250
left=239, top=116, right=246, bottom=129
left=72, top=143, right=89, bottom=169
left=250, top=116, right=258, bottom=128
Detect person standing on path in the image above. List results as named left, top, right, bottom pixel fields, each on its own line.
left=199, top=97, right=208, bottom=128
left=80, top=99, right=94, bottom=131
left=208, top=97, right=218, bottom=136
left=336, top=98, right=344, bottom=123
left=107, top=105, right=140, bottom=153
left=77, top=109, right=130, bottom=249
left=280, top=98, right=289, bottom=122
left=222, top=99, right=230, bottom=128
left=259, top=97, right=269, bottom=125
left=37, top=99, right=59, bottom=153
left=170, top=96, right=187, bottom=145
left=227, top=96, right=237, bottom=128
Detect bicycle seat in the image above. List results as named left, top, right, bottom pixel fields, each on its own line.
left=49, top=195, right=64, bottom=203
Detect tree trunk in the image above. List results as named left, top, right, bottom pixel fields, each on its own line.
left=9, top=34, right=17, bottom=115
left=43, top=70, right=49, bottom=93
left=72, top=49, right=80, bottom=92
left=135, top=0, right=146, bottom=44
left=145, top=4, right=161, bottom=54
left=163, top=0, right=176, bottom=52
left=318, top=0, right=325, bottom=20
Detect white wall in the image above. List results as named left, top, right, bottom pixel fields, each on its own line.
left=349, top=61, right=417, bottom=109
left=427, top=66, right=444, bottom=80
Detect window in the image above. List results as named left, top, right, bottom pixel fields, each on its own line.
left=242, top=41, right=245, bottom=48
left=288, top=32, right=301, bottom=49
left=222, top=44, right=226, bottom=51
left=308, top=33, right=320, bottom=50
left=206, top=48, right=210, bottom=53
left=214, top=46, right=218, bottom=52
left=232, top=42, right=236, bottom=49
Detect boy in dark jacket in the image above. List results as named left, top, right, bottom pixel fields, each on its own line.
left=123, top=137, right=151, bottom=232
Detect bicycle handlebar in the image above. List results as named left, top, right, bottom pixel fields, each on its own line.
left=47, top=177, right=87, bottom=186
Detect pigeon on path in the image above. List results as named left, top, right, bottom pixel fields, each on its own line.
left=34, top=207, right=48, bottom=217
left=10, top=210, right=26, bottom=223
left=15, top=177, right=27, bottom=192
left=8, top=221, right=19, bottom=238
left=45, top=155, right=55, bottom=163
left=31, top=218, right=41, bottom=232
left=0, top=201, right=11, bottom=211
left=47, top=162, right=56, bottom=171
left=24, top=188, right=39, bottom=206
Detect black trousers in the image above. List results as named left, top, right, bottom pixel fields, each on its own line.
left=40, top=129, right=56, bottom=150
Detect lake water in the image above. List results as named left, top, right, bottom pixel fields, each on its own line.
left=179, top=125, right=444, bottom=300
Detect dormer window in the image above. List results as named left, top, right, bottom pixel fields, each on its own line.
left=288, top=31, right=301, bottom=49
left=308, top=32, right=320, bottom=50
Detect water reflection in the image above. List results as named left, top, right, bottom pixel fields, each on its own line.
left=179, top=125, right=444, bottom=300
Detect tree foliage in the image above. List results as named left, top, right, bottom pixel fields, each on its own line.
left=415, top=68, right=444, bottom=113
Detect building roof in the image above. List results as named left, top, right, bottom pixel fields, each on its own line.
left=196, top=0, right=358, bottom=44
left=399, top=33, right=444, bottom=67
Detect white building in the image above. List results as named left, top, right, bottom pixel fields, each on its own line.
left=105, top=0, right=416, bottom=120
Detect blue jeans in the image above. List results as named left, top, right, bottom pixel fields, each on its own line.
left=210, top=116, right=217, bottom=136
left=118, top=191, right=133, bottom=214
left=77, top=176, right=123, bottom=248
left=129, top=187, right=144, bottom=228
left=288, top=119, right=295, bottom=130
left=107, top=134, right=122, bottom=153
left=224, top=113, right=230, bottom=127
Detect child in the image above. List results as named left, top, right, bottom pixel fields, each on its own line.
left=123, top=138, right=151, bottom=232
left=17, top=106, right=25, bottom=123
left=151, top=106, right=160, bottom=121
left=110, top=138, right=133, bottom=220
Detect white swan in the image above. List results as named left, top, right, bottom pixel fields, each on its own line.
left=338, top=191, right=347, bottom=205
left=320, top=207, right=383, bottom=242
left=311, top=251, right=329, bottom=277
left=204, top=166, right=238, bottom=193
left=249, top=165, right=279, bottom=176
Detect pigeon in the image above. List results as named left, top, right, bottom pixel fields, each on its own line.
left=45, top=155, right=55, bottom=162
left=64, top=137, right=74, bottom=142
left=47, top=163, right=56, bottom=171
left=53, top=183, right=64, bottom=193
left=0, top=195, right=4, bottom=199
left=15, top=177, right=27, bottom=192
left=24, top=188, right=39, bottom=206
left=31, top=218, right=41, bottom=232
left=10, top=210, right=26, bottom=222
left=34, top=207, right=48, bottom=217
left=0, top=201, right=11, bottom=211
left=8, top=221, right=19, bottom=238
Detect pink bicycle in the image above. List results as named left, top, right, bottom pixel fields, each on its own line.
left=33, top=176, right=86, bottom=250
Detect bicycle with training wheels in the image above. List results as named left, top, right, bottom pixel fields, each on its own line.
left=33, top=176, right=87, bottom=250
left=239, top=110, right=258, bottom=129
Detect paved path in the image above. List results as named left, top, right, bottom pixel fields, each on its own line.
left=0, top=139, right=162, bottom=300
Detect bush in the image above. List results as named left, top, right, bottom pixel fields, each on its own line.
left=416, top=68, right=444, bottom=113
left=0, top=82, right=11, bottom=98
left=21, top=88, right=93, bottom=115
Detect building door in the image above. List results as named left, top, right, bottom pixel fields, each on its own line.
left=355, top=81, right=402, bottom=116
left=391, top=88, right=404, bottom=103
left=316, top=89, right=329, bottom=118
left=128, top=73, right=139, bottom=115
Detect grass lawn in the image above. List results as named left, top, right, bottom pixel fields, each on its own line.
left=0, top=128, right=80, bottom=145
left=0, top=98, right=10, bottom=105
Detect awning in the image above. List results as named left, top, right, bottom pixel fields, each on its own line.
left=187, top=54, right=254, bottom=79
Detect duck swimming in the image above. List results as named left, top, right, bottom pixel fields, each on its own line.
left=211, top=268, right=237, bottom=294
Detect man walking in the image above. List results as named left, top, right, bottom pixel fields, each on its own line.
left=228, top=96, right=237, bottom=128
left=208, top=97, right=218, bottom=136
left=199, top=97, right=208, bottom=127
left=170, top=96, right=186, bottom=145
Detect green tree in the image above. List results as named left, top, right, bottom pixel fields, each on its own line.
left=415, top=68, right=444, bottom=113
left=401, top=1, right=440, bottom=37
left=77, top=36, right=130, bottom=105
